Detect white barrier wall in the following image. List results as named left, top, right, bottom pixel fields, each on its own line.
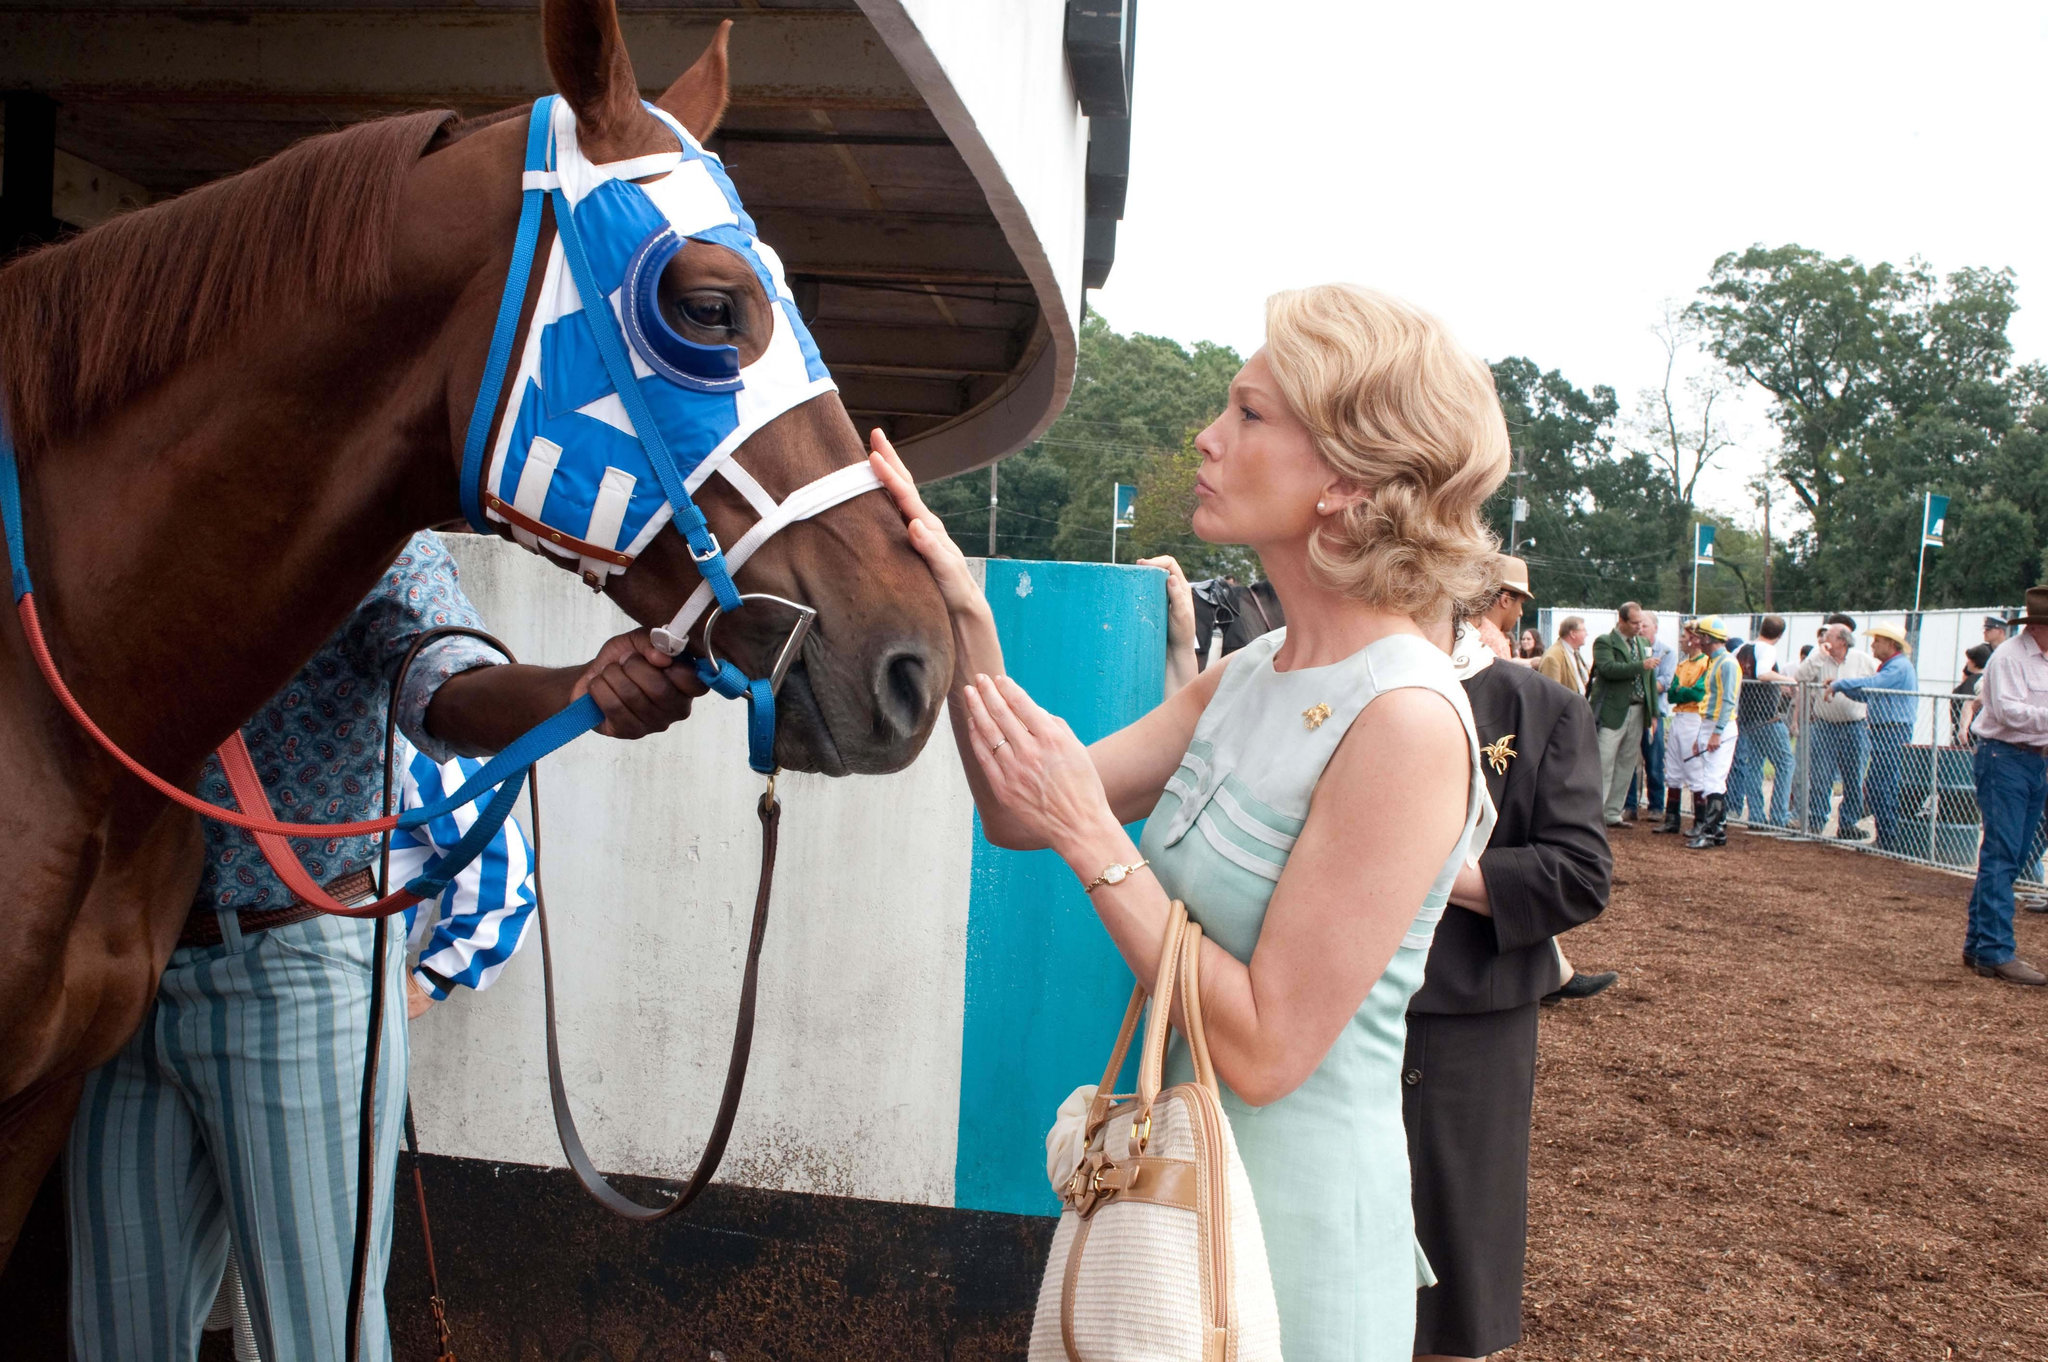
left=412, top=537, right=977, bottom=1207
left=411, top=540, right=1172, bottom=1220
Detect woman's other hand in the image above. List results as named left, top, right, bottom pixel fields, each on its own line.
left=869, top=429, right=985, bottom=619
left=961, top=672, right=1118, bottom=854
left=1137, top=554, right=1199, bottom=694
left=1136, top=554, right=1196, bottom=651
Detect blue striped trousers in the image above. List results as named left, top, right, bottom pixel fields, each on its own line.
left=65, top=910, right=409, bottom=1360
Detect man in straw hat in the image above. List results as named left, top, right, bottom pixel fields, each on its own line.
left=1827, top=621, right=1919, bottom=854
left=1477, top=554, right=1537, bottom=665
left=1960, top=586, right=2048, bottom=985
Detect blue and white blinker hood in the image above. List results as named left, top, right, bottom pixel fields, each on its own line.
left=458, top=95, right=881, bottom=661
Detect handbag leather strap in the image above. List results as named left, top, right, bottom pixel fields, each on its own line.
left=1130, top=904, right=1188, bottom=1154
left=1088, top=901, right=1226, bottom=1144
left=1179, top=921, right=1218, bottom=1098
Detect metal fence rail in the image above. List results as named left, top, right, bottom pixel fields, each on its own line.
left=1694, top=681, right=2041, bottom=886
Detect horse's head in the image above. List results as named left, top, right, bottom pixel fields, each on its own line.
left=429, top=3, right=952, bottom=776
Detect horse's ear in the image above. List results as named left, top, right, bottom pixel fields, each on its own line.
left=543, top=0, right=646, bottom=149
left=656, top=21, right=733, bottom=143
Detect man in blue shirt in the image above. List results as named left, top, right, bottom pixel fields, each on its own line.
left=1828, top=623, right=1920, bottom=854
left=66, top=531, right=704, bottom=1362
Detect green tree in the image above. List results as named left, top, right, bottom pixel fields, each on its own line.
left=1694, top=244, right=2042, bottom=610
left=919, top=311, right=1245, bottom=574
left=1486, top=358, right=1687, bottom=608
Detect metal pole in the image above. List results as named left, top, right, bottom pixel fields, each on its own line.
left=1691, top=523, right=1699, bottom=616
left=1762, top=483, right=1773, bottom=610
left=1793, top=680, right=1812, bottom=837
left=987, top=464, right=997, bottom=558
left=1928, top=689, right=1943, bottom=867
left=1109, top=483, right=1118, bottom=565
left=1913, top=491, right=1929, bottom=614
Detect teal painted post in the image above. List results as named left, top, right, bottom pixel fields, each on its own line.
left=953, top=560, right=1167, bottom=1216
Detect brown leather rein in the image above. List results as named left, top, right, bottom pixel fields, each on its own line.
left=348, top=624, right=783, bottom=1356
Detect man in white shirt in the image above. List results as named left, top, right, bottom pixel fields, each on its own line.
left=1794, top=624, right=1879, bottom=837
left=1963, top=587, right=2048, bottom=985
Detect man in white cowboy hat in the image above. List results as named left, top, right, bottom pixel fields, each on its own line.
left=1961, top=585, right=2048, bottom=985
left=1827, top=621, right=1919, bottom=853
left=1678, top=615, right=1742, bottom=849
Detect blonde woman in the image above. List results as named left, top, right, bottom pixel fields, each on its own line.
left=871, top=284, right=1508, bottom=1358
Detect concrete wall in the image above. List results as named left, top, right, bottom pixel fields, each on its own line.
left=412, top=539, right=1166, bottom=1217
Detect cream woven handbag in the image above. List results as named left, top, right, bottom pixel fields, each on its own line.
left=1029, top=902, right=1282, bottom=1362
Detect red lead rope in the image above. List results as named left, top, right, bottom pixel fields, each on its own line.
left=20, top=592, right=421, bottom=917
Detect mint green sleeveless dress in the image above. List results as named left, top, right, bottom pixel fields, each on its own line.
left=1142, top=630, right=1495, bottom=1361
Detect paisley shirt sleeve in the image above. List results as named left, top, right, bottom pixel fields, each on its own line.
left=338, top=531, right=507, bottom=763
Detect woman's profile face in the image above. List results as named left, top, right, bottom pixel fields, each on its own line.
left=1189, top=351, right=1334, bottom=550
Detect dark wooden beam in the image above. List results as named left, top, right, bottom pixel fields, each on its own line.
left=1, top=91, right=61, bottom=257
left=810, top=321, right=1020, bottom=377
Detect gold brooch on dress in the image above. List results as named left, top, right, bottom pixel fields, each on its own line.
left=1482, top=734, right=1517, bottom=775
left=1302, top=703, right=1332, bottom=731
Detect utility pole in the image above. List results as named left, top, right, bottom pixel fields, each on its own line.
left=1504, top=444, right=1528, bottom=556
left=1761, top=481, right=1772, bottom=610
left=987, top=463, right=998, bottom=557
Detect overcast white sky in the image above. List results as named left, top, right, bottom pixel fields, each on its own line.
left=1089, top=0, right=2048, bottom=526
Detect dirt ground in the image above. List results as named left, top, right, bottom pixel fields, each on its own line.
left=1505, top=825, right=2048, bottom=1362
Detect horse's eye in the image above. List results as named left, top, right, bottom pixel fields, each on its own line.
left=676, top=292, right=734, bottom=332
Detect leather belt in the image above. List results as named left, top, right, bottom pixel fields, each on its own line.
left=1987, top=736, right=2048, bottom=759
left=179, top=868, right=380, bottom=949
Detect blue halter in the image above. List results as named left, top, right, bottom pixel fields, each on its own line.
left=459, top=95, right=861, bottom=776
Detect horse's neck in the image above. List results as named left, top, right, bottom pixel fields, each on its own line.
left=19, top=311, right=463, bottom=780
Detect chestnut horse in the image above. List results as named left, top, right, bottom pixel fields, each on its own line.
left=0, top=2, right=952, bottom=1262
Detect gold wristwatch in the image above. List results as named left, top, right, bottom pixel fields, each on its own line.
left=1083, top=858, right=1148, bottom=893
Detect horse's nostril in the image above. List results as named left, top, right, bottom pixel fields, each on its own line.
left=879, top=650, right=932, bottom=736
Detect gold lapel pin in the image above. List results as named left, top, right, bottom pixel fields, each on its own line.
left=1302, top=702, right=1332, bottom=731
left=1482, top=734, right=1517, bottom=775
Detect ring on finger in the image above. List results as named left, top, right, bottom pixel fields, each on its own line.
left=989, top=737, right=1009, bottom=754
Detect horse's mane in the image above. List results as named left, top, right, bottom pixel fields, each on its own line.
left=0, top=109, right=454, bottom=458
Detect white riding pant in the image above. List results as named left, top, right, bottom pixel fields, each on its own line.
left=1669, top=713, right=1738, bottom=796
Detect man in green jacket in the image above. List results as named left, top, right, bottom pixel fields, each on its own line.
left=1589, top=601, right=1657, bottom=826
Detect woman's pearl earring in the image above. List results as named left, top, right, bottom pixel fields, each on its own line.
left=1316, top=500, right=1327, bottom=513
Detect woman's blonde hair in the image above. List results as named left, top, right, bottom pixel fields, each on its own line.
left=1264, top=284, right=1510, bottom=621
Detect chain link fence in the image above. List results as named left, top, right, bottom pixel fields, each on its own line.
left=1682, top=681, right=2045, bottom=887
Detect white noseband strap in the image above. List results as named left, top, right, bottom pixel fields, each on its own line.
left=648, top=460, right=883, bottom=656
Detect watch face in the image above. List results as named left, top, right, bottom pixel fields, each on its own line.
left=1104, top=864, right=1128, bottom=885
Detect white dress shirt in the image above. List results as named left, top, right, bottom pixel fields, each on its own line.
left=1971, top=631, right=2048, bottom=747
left=1796, top=648, right=1877, bottom=722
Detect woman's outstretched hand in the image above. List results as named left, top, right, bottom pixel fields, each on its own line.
left=869, top=429, right=985, bottom=619
left=960, top=671, right=1117, bottom=855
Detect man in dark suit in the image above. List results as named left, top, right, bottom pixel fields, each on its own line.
left=1407, top=625, right=1613, bottom=1362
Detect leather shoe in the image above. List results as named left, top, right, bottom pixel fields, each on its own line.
left=1542, top=969, right=1619, bottom=1005
left=1973, top=957, right=2048, bottom=986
